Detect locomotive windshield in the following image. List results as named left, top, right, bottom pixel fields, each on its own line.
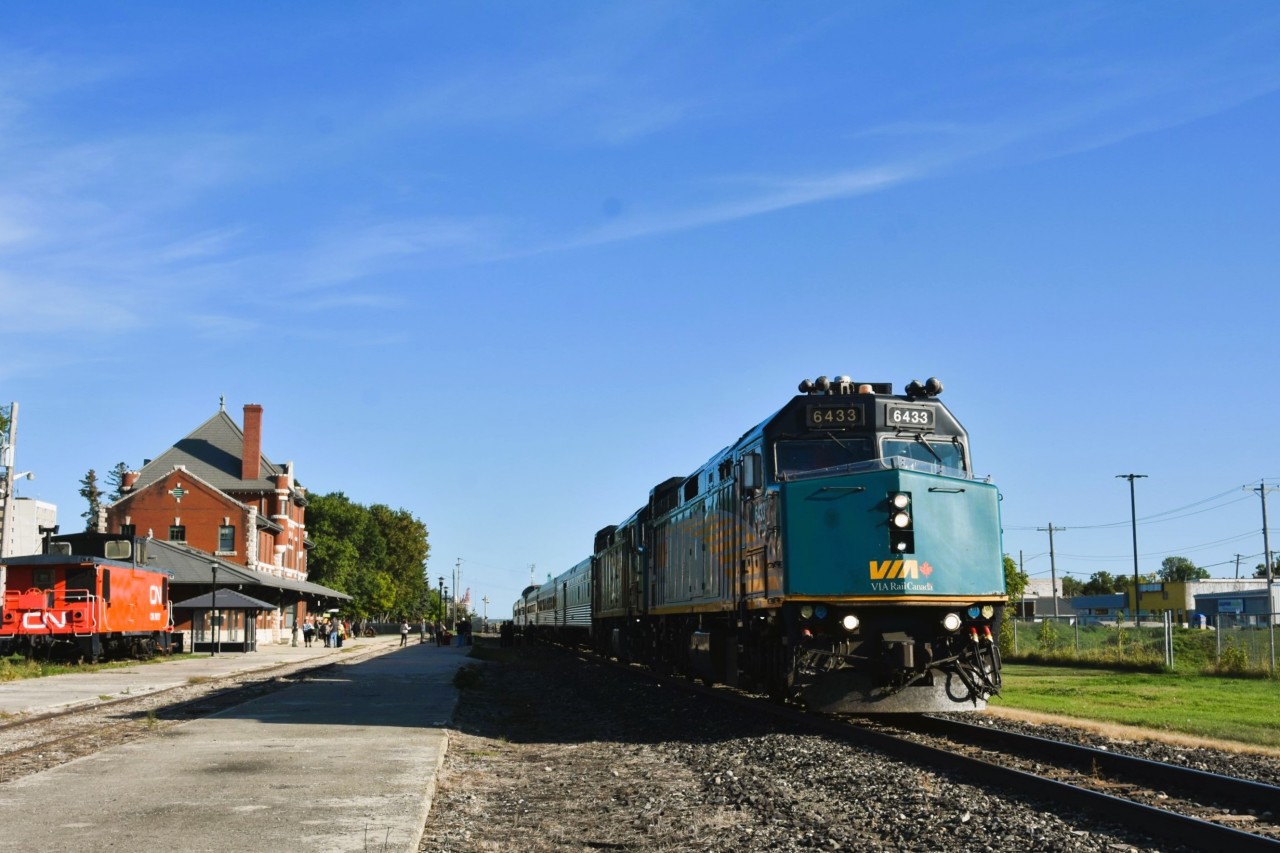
left=882, top=436, right=967, bottom=476
left=776, top=437, right=875, bottom=476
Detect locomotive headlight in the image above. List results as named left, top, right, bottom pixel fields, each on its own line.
left=887, top=491, right=915, bottom=553
left=800, top=605, right=814, bottom=619
left=842, top=614, right=860, bottom=631
left=941, top=612, right=963, bottom=632
left=981, top=605, right=995, bottom=619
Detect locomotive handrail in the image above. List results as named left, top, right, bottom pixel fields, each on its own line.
left=779, top=456, right=970, bottom=483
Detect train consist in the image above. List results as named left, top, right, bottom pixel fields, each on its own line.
left=515, top=375, right=1006, bottom=713
left=0, top=539, right=174, bottom=661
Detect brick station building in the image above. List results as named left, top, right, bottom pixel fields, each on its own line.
left=104, top=401, right=346, bottom=645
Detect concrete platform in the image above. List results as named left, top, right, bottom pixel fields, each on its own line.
left=0, top=636, right=470, bottom=852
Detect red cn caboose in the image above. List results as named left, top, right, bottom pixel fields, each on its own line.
left=0, top=547, right=173, bottom=661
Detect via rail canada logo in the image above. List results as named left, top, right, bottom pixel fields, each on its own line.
left=869, top=559, right=936, bottom=592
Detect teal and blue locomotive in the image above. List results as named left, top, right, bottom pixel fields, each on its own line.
left=519, top=374, right=1005, bottom=713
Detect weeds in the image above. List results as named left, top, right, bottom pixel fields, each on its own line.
left=454, top=664, right=483, bottom=690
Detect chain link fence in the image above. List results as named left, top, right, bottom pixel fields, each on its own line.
left=1004, top=613, right=1278, bottom=676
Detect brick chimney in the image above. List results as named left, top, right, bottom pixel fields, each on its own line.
left=242, top=404, right=263, bottom=481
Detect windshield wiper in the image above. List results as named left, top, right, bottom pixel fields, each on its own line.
left=914, top=433, right=944, bottom=465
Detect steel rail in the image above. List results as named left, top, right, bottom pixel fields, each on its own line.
left=908, top=714, right=1280, bottom=816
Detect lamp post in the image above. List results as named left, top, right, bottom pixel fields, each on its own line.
left=210, top=562, right=219, bottom=656
left=1117, top=474, right=1147, bottom=624
left=438, top=576, right=444, bottom=622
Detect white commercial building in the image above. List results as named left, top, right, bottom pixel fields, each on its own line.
left=0, top=497, right=57, bottom=557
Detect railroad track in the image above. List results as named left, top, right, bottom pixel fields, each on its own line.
left=901, top=714, right=1279, bottom=821
left=0, top=642, right=396, bottom=784
left=821, top=712, right=1280, bottom=852
left=568, top=645, right=1280, bottom=851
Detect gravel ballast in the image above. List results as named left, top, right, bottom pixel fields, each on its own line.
left=418, top=644, right=1277, bottom=852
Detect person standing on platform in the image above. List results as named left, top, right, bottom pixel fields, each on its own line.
left=399, top=620, right=410, bottom=647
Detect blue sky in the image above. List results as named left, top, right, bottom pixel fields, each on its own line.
left=3, top=3, right=1279, bottom=616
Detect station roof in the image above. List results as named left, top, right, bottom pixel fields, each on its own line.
left=172, top=589, right=280, bottom=611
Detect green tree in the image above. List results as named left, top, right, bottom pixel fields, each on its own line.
left=1060, top=576, right=1084, bottom=597
left=1255, top=559, right=1278, bottom=579
left=1002, top=554, right=1027, bottom=600
left=305, top=492, right=431, bottom=620
left=105, top=461, right=130, bottom=501
left=1158, top=555, right=1210, bottom=582
left=999, top=554, right=1027, bottom=657
left=1081, top=571, right=1122, bottom=595
left=79, top=469, right=104, bottom=531
left=369, top=503, right=430, bottom=615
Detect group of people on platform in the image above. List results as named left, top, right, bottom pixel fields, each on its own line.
left=295, top=613, right=494, bottom=649
left=299, top=615, right=348, bottom=648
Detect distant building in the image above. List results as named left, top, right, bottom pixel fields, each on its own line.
left=1134, top=579, right=1268, bottom=623
left=1013, top=577, right=1073, bottom=619
left=1193, top=584, right=1278, bottom=627
left=0, top=497, right=57, bottom=557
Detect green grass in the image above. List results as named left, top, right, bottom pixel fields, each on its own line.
left=991, top=663, right=1280, bottom=748
left=0, top=651, right=194, bottom=682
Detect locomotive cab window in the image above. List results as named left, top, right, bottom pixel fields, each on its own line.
left=882, top=437, right=966, bottom=476
left=776, top=438, right=873, bottom=476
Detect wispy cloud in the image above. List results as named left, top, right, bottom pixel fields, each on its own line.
left=559, top=166, right=917, bottom=251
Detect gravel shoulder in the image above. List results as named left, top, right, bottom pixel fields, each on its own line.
left=417, top=643, right=1262, bottom=852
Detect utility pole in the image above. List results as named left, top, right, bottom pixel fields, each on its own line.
left=1247, top=481, right=1276, bottom=674
left=1234, top=554, right=1243, bottom=580
left=0, top=402, right=18, bottom=560
left=1117, top=474, right=1147, bottom=624
left=1037, top=524, right=1066, bottom=617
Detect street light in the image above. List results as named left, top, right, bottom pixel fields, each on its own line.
left=1117, top=474, right=1147, bottom=624
left=210, top=562, right=219, bottom=656
left=438, top=576, right=444, bottom=622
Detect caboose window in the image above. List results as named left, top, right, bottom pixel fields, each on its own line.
left=776, top=438, right=874, bottom=476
